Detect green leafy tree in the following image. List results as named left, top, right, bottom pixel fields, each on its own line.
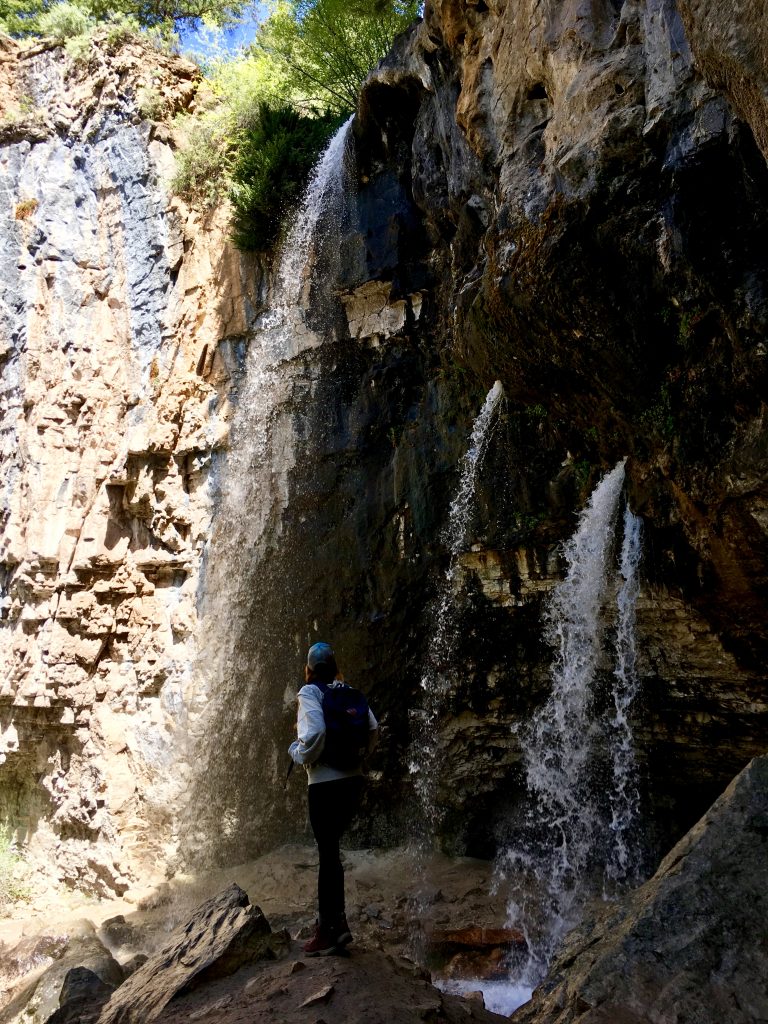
left=81, top=0, right=249, bottom=29
left=257, top=0, right=420, bottom=115
left=1, top=0, right=248, bottom=35
left=0, top=0, right=55, bottom=36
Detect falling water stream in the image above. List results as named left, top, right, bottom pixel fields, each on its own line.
left=182, top=118, right=355, bottom=865
left=606, top=505, right=644, bottom=888
left=217, top=116, right=355, bottom=552
left=409, top=380, right=504, bottom=846
left=486, top=461, right=645, bottom=1012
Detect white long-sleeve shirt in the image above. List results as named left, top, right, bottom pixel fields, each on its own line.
left=288, top=682, right=379, bottom=785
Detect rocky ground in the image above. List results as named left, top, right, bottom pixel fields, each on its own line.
left=2, top=754, right=766, bottom=1024
left=0, top=846, right=523, bottom=1023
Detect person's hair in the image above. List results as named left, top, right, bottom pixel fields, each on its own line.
left=308, top=656, right=338, bottom=684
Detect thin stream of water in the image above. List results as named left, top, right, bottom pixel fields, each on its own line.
left=605, top=505, right=643, bottom=889
left=181, top=119, right=355, bottom=865
left=409, top=380, right=504, bottom=846
left=494, top=461, right=644, bottom=1000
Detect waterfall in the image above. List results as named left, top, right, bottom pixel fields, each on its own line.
left=222, top=115, right=354, bottom=533
left=181, top=118, right=355, bottom=867
left=409, top=380, right=504, bottom=845
left=496, top=460, right=644, bottom=994
left=605, top=505, right=643, bottom=888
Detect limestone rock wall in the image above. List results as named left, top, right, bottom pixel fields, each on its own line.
left=176, top=0, right=768, bottom=871
left=0, top=35, right=257, bottom=893
left=3, top=0, right=768, bottom=895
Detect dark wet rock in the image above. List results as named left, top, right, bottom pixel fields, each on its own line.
left=120, top=955, right=149, bottom=979
left=0, top=924, right=123, bottom=1024
left=512, top=755, right=768, bottom=1024
left=45, top=967, right=115, bottom=1024
left=98, top=884, right=288, bottom=1024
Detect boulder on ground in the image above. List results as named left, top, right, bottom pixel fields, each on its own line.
left=513, top=754, right=768, bottom=1024
left=154, top=945, right=510, bottom=1024
left=98, top=883, right=288, bottom=1024
left=0, top=922, right=123, bottom=1024
left=45, top=966, right=116, bottom=1024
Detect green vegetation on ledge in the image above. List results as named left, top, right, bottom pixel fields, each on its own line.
left=174, top=0, right=419, bottom=251
left=228, top=103, right=343, bottom=251
left=1, top=0, right=417, bottom=251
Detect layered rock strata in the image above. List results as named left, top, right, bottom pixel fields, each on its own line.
left=3, top=0, right=768, bottom=895
left=0, top=35, right=257, bottom=892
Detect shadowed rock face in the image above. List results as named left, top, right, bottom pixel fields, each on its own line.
left=3, top=0, right=768, bottom=890
left=343, top=0, right=768, bottom=847
left=190, top=0, right=768, bottom=866
left=511, top=754, right=768, bottom=1024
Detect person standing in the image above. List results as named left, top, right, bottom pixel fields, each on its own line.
left=289, top=641, right=378, bottom=956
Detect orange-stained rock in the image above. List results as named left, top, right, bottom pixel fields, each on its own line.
left=428, top=926, right=525, bottom=949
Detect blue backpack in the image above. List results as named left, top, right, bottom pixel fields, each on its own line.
left=316, top=682, right=370, bottom=771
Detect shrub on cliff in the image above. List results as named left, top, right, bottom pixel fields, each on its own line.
left=36, top=1, right=91, bottom=37
left=229, top=101, right=342, bottom=250
left=172, top=111, right=232, bottom=206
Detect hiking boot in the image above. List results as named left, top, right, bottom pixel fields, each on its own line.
left=335, top=913, right=353, bottom=947
left=302, top=922, right=338, bottom=957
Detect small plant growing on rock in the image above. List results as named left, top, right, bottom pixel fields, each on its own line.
left=137, top=84, right=169, bottom=121
left=0, top=822, right=30, bottom=913
left=0, top=94, right=43, bottom=134
left=172, top=113, right=231, bottom=207
left=65, top=32, right=94, bottom=64
left=14, top=198, right=38, bottom=220
left=104, top=12, right=143, bottom=47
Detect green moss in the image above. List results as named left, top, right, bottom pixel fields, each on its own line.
left=573, top=458, right=592, bottom=492
left=678, top=307, right=705, bottom=348
left=640, top=381, right=675, bottom=442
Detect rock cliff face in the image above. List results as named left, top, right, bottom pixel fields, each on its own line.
left=0, top=35, right=259, bottom=891
left=195, top=0, right=768, bottom=865
left=352, top=0, right=768, bottom=847
left=2, top=0, right=768, bottom=894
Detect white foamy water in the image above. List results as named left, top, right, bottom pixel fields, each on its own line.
left=213, top=116, right=354, bottom=557
left=605, top=505, right=643, bottom=888
left=409, top=381, right=504, bottom=843
left=497, top=460, right=645, bottom=986
left=437, top=978, right=533, bottom=1016
left=181, top=118, right=355, bottom=864
left=445, top=379, right=505, bottom=558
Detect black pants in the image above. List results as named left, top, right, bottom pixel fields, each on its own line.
left=308, top=776, right=364, bottom=929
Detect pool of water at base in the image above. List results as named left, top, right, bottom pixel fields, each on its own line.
left=435, top=978, right=534, bottom=1017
